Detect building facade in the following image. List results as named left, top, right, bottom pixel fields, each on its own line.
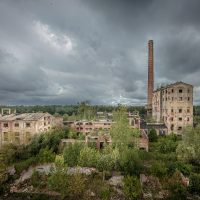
left=0, top=113, right=56, bottom=148
left=64, top=112, right=141, bottom=135
left=152, top=81, right=193, bottom=134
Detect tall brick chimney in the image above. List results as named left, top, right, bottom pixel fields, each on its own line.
left=147, top=40, right=154, bottom=110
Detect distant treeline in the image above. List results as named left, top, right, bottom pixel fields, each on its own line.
left=1, top=105, right=200, bottom=117
left=0, top=104, right=146, bottom=117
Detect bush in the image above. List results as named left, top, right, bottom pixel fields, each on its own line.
left=31, top=170, right=42, bottom=188
left=14, top=157, right=38, bottom=175
left=158, top=138, right=177, bottom=154
left=37, top=148, right=55, bottom=163
left=78, top=147, right=99, bottom=167
left=151, top=161, right=167, bottom=178
left=48, top=157, right=69, bottom=199
left=63, top=143, right=84, bottom=166
left=167, top=183, right=187, bottom=200
left=67, top=173, right=87, bottom=199
left=148, top=129, right=158, bottom=142
left=189, top=173, right=200, bottom=194
left=123, top=175, right=142, bottom=200
left=99, top=186, right=111, bottom=200
left=167, top=161, right=192, bottom=176
left=119, top=149, right=142, bottom=176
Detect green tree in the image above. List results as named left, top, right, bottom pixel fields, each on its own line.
left=123, top=175, right=142, bottom=200
left=119, top=148, right=142, bottom=176
left=37, top=148, right=55, bottom=163
left=63, top=114, right=69, bottom=121
left=48, top=155, right=68, bottom=199
left=176, top=126, right=200, bottom=164
left=77, top=101, right=95, bottom=120
left=110, top=106, right=134, bottom=148
left=78, top=147, right=99, bottom=167
left=63, top=143, right=84, bottom=166
left=158, top=137, right=177, bottom=153
left=148, top=129, right=158, bottom=142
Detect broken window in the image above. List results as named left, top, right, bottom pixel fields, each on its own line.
left=26, top=132, right=31, bottom=143
left=15, top=123, right=19, bottom=127
left=178, top=126, right=182, bottom=131
left=14, top=132, right=20, bottom=144
left=3, top=132, right=8, bottom=142
left=3, top=123, right=8, bottom=128
left=26, top=123, right=31, bottom=128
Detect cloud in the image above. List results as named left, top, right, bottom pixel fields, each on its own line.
left=0, top=0, right=200, bottom=105
left=33, top=21, right=74, bottom=54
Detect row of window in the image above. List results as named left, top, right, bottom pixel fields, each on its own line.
left=170, top=125, right=183, bottom=131
left=163, top=108, right=190, bottom=113
left=76, top=127, right=111, bottom=131
left=162, top=96, right=190, bottom=102
left=2, top=131, right=31, bottom=143
left=2, top=121, right=51, bottom=128
left=162, top=88, right=190, bottom=94
left=76, top=122, right=111, bottom=126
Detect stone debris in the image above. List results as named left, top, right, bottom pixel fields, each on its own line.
left=109, top=175, right=124, bottom=187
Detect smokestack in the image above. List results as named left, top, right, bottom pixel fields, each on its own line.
left=147, top=40, right=154, bottom=109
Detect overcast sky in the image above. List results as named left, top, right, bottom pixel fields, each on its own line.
left=0, top=0, right=200, bottom=105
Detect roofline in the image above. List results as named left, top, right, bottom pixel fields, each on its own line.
left=153, top=81, right=193, bottom=92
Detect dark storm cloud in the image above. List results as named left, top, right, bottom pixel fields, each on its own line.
left=0, top=0, right=200, bottom=105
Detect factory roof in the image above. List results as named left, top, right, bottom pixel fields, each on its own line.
left=0, top=113, right=51, bottom=121
left=153, top=81, right=193, bottom=92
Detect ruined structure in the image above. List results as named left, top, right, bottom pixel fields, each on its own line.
left=152, top=82, right=193, bottom=134
left=64, top=112, right=140, bottom=135
left=146, top=40, right=194, bottom=134
left=0, top=113, right=58, bottom=148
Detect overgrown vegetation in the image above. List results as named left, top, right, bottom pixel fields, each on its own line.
left=2, top=105, right=200, bottom=199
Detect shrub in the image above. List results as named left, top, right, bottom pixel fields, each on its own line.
left=99, top=186, right=111, bottom=200
left=119, top=149, right=142, bottom=176
left=167, top=161, right=192, bottom=176
left=78, top=147, right=99, bottom=167
left=158, top=138, right=177, bottom=154
left=63, top=143, right=84, bottom=166
left=15, top=157, right=38, bottom=175
left=68, top=173, right=87, bottom=199
left=123, top=175, right=142, bottom=200
left=48, top=157, right=69, bottom=199
left=189, top=173, right=200, bottom=194
left=167, top=183, right=187, bottom=200
left=31, top=170, right=41, bottom=188
left=37, top=148, right=55, bottom=163
left=151, top=161, right=167, bottom=178
left=148, top=129, right=158, bottom=142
